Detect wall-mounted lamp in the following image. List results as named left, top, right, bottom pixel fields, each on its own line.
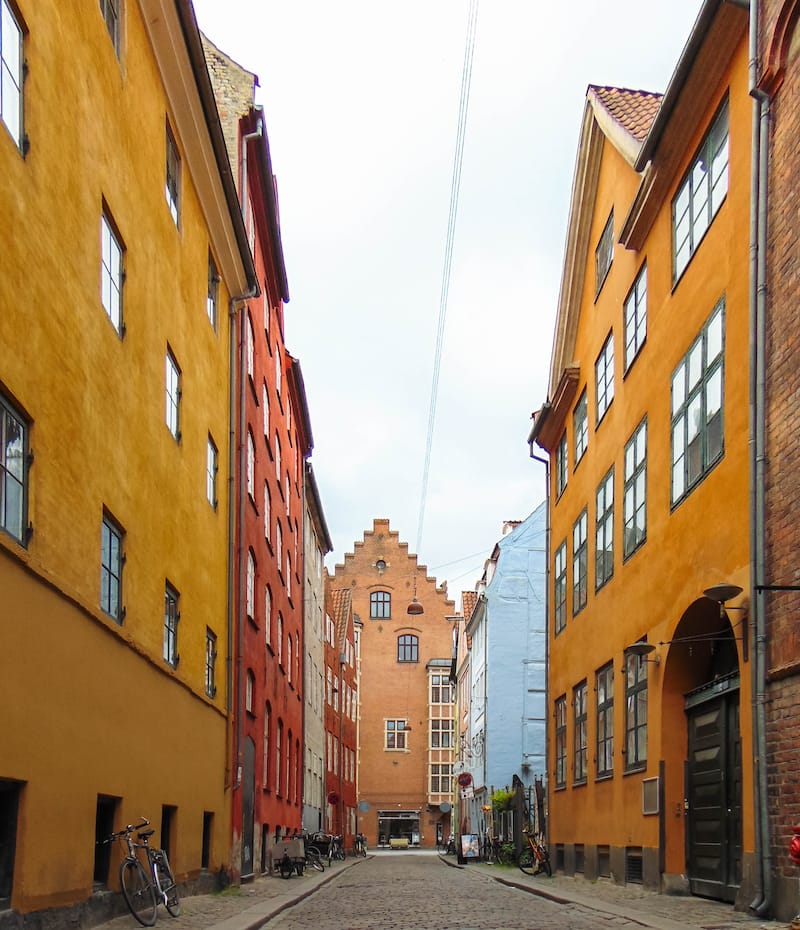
left=655, top=583, right=749, bottom=662
left=624, top=641, right=661, bottom=666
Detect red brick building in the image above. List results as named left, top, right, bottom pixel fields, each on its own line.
left=203, top=38, right=312, bottom=880
left=323, top=587, right=358, bottom=845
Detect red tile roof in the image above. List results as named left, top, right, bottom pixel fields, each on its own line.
left=462, top=590, right=478, bottom=620
left=588, top=85, right=663, bottom=143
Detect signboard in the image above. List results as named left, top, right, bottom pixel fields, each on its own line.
left=457, top=772, right=473, bottom=788
left=461, top=833, right=480, bottom=860
left=460, top=787, right=474, bottom=800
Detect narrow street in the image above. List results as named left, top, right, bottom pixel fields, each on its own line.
left=267, top=854, right=648, bottom=930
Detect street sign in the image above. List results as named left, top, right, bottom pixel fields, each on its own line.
left=457, top=772, right=473, bottom=788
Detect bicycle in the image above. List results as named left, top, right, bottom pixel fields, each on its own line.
left=518, top=828, right=552, bottom=877
left=105, top=818, right=180, bottom=926
left=326, top=833, right=345, bottom=865
left=352, top=833, right=367, bottom=857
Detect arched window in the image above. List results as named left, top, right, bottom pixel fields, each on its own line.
left=370, top=591, right=391, bottom=619
left=246, top=550, right=256, bottom=620
left=247, top=430, right=255, bottom=498
left=277, top=613, right=284, bottom=665
left=246, top=669, right=255, bottom=713
left=276, top=719, right=283, bottom=795
left=287, top=634, right=293, bottom=684
left=265, top=585, right=272, bottom=647
left=264, top=482, right=271, bottom=542
left=263, top=703, right=271, bottom=787
left=397, top=634, right=419, bottom=663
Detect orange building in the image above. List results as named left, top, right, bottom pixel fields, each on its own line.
left=331, top=520, right=455, bottom=849
left=530, top=1, right=757, bottom=906
left=323, top=587, right=358, bottom=845
left=0, top=0, right=255, bottom=921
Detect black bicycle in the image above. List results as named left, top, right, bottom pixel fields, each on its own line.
left=104, top=818, right=180, bottom=926
left=352, top=833, right=367, bottom=857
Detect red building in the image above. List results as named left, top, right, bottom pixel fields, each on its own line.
left=203, top=38, right=313, bottom=880
left=324, top=587, right=359, bottom=848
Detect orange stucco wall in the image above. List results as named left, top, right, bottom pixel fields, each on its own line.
left=0, top=0, right=241, bottom=914
left=545, top=34, right=753, bottom=886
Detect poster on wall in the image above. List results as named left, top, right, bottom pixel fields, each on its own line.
left=461, top=833, right=480, bottom=860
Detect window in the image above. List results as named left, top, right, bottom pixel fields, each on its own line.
left=673, top=100, right=729, bottom=280
left=206, top=436, right=217, bottom=507
left=547, top=541, right=565, bottom=636
left=275, top=434, right=281, bottom=480
left=574, top=681, right=588, bottom=784
left=430, top=674, right=452, bottom=704
left=263, top=704, right=271, bottom=788
left=246, top=314, right=254, bottom=380
left=370, top=591, right=391, bottom=619
left=247, top=431, right=255, bottom=498
left=1, top=0, right=23, bottom=149
left=573, top=391, right=588, bottom=465
left=246, top=669, right=254, bottom=713
left=555, top=696, right=567, bottom=788
left=625, top=648, right=649, bottom=769
left=276, top=520, right=282, bottom=566
left=430, top=719, right=454, bottom=748
left=671, top=301, right=724, bottom=504
left=262, top=383, right=269, bottom=436
left=385, top=719, right=408, bottom=750
left=595, top=333, right=614, bottom=424
left=276, top=720, right=283, bottom=795
left=101, top=213, right=124, bottom=334
left=163, top=584, right=179, bottom=667
left=205, top=629, right=217, bottom=697
left=596, top=663, right=614, bottom=778
left=275, top=348, right=282, bottom=398
left=287, top=635, right=293, bottom=685
left=277, top=613, right=283, bottom=665
left=207, top=253, right=218, bottom=328
left=286, top=552, right=291, bottom=598
left=397, top=634, right=418, bottom=663
left=246, top=550, right=255, bottom=620
left=284, top=473, right=290, bottom=517
left=1, top=393, right=27, bottom=544
left=165, top=349, right=180, bottom=439
left=624, top=264, right=647, bottom=370
left=264, top=586, right=272, bottom=647
left=595, top=468, right=614, bottom=590
left=100, top=513, right=124, bottom=621
left=572, top=509, right=588, bottom=615
left=165, top=122, right=180, bottom=225
left=430, top=764, right=452, bottom=794
left=623, top=419, right=647, bottom=558
left=555, top=432, right=568, bottom=497
left=98, top=0, right=120, bottom=54
left=595, top=211, right=614, bottom=295
left=263, top=483, right=271, bottom=542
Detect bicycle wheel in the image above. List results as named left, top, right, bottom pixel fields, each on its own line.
left=306, top=846, right=325, bottom=872
left=120, top=858, right=157, bottom=927
left=539, top=851, right=552, bottom=877
left=518, top=844, right=535, bottom=875
left=155, top=853, right=181, bottom=917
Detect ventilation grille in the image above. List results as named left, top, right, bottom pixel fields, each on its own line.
left=625, top=846, right=643, bottom=883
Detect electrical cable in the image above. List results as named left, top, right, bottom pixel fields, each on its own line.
left=415, top=0, right=480, bottom=556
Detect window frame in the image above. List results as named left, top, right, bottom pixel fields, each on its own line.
left=595, top=210, right=614, bottom=296
left=430, top=718, right=454, bottom=749
left=554, top=695, right=567, bottom=789
left=397, top=633, right=419, bottom=663
left=207, top=252, right=218, bottom=328
left=572, top=508, right=588, bottom=616
left=206, top=435, right=218, bottom=507
left=595, top=332, right=615, bottom=425
left=165, top=120, right=181, bottom=226
left=624, top=263, right=647, bottom=371
left=554, top=540, right=567, bottom=635
left=0, top=391, right=28, bottom=545
left=623, top=418, right=647, bottom=559
left=430, top=674, right=453, bottom=704
left=555, top=431, right=568, bottom=497
left=205, top=628, right=217, bottom=698
left=573, top=681, right=588, bottom=785
left=370, top=590, right=391, bottom=619
left=163, top=583, right=180, bottom=668
left=165, top=349, right=181, bottom=440
left=0, top=0, right=24, bottom=151
left=595, top=467, right=614, bottom=591
left=100, top=211, right=124, bottom=335
left=596, top=662, right=614, bottom=778
left=430, top=763, right=452, bottom=795
left=385, top=718, right=408, bottom=751
left=624, top=649, right=649, bottom=770
left=573, top=390, right=588, bottom=466
left=100, top=512, right=124, bottom=622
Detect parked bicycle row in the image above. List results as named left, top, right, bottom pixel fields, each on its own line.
left=438, top=828, right=551, bottom=877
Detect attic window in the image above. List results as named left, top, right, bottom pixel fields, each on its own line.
left=595, top=211, right=614, bottom=296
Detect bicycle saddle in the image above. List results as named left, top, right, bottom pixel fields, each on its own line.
left=138, top=829, right=155, bottom=839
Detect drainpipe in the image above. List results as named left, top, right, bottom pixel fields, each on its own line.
left=746, top=0, right=771, bottom=914
left=231, top=116, right=264, bottom=793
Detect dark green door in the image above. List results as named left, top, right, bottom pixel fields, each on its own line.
left=686, top=687, right=741, bottom=902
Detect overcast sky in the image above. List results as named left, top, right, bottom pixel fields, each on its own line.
left=192, top=0, right=703, bottom=603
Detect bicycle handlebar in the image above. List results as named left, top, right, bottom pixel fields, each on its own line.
left=105, top=817, right=150, bottom=843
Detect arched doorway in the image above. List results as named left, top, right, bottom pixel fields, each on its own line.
left=671, top=598, right=742, bottom=902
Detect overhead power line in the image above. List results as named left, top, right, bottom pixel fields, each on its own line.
left=415, top=0, right=480, bottom=556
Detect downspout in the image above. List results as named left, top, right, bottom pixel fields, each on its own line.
left=530, top=451, right=550, bottom=843
left=232, top=115, right=264, bottom=793
left=746, top=0, right=771, bottom=913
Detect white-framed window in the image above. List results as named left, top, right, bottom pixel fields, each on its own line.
left=573, top=390, right=588, bottom=466
left=287, top=636, right=293, bottom=684
left=263, top=703, right=271, bottom=787
left=555, top=695, right=567, bottom=788
left=165, top=349, right=181, bottom=439
left=595, top=467, right=614, bottom=590
left=624, top=418, right=647, bottom=558
left=671, top=301, right=724, bottom=504
left=246, top=314, right=254, bottom=379
left=430, top=763, right=452, bottom=795
left=207, top=252, right=218, bottom=328
left=595, top=333, right=614, bottom=425
left=101, top=212, right=124, bottom=334
left=555, top=431, right=568, bottom=497
left=430, top=719, right=454, bottom=748
left=430, top=674, right=452, bottom=704
left=285, top=473, right=290, bottom=517
left=277, top=613, right=283, bottom=665
left=245, top=669, right=254, bottom=713
left=286, top=552, right=291, bottom=598
left=205, top=628, right=217, bottom=698
left=596, top=662, right=614, bottom=777
left=246, top=549, right=255, bottom=620
left=262, top=382, right=269, bottom=436
left=0, top=392, right=28, bottom=544
left=276, top=520, right=283, bottom=567
left=572, top=508, right=588, bottom=615
left=624, top=264, right=647, bottom=370
left=247, top=430, right=255, bottom=499
left=1, top=0, right=24, bottom=149
left=554, top=540, right=567, bottom=635
left=263, top=482, right=271, bottom=542
left=275, top=348, right=282, bottom=398
left=275, top=434, right=281, bottom=480
left=163, top=583, right=179, bottom=667
left=206, top=435, right=217, bottom=506
left=673, top=100, right=729, bottom=281
left=625, top=648, right=649, bottom=769
left=98, top=0, right=120, bottom=55
left=385, top=719, right=408, bottom=750
left=165, top=121, right=180, bottom=225
left=264, top=585, right=272, bottom=647
left=276, top=719, right=283, bottom=795
left=595, top=210, right=614, bottom=295
left=100, top=512, right=124, bottom=622
left=573, top=680, right=588, bottom=784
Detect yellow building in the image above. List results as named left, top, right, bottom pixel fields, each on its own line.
left=530, top=1, right=756, bottom=907
left=0, top=0, right=256, bottom=921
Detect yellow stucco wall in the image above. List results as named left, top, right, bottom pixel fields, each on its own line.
left=546, top=37, right=752, bottom=879
left=0, top=0, right=240, bottom=914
